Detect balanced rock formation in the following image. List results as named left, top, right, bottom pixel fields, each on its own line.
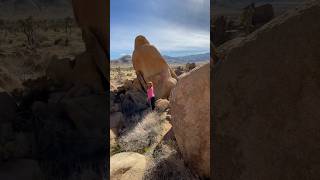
left=170, top=63, right=210, bottom=177
left=214, top=2, right=320, bottom=180
left=132, top=35, right=177, bottom=99
left=110, top=152, right=150, bottom=180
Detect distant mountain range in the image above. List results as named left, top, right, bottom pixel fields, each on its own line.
left=163, top=53, right=210, bottom=63
left=111, top=52, right=210, bottom=65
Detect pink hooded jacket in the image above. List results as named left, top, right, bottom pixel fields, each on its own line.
left=147, top=86, right=155, bottom=101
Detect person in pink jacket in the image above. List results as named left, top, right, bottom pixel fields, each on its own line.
left=147, top=81, right=155, bottom=110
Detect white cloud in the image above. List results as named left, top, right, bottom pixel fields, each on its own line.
left=111, top=19, right=209, bottom=56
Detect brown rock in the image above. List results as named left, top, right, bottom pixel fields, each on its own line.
left=110, top=128, right=118, bottom=148
left=46, top=52, right=104, bottom=93
left=170, top=63, right=210, bottom=178
left=110, top=112, right=124, bottom=130
left=72, top=0, right=108, bottom=89
left=110, top=103, right=121, bottom=113
left=214, top=2, right=320, bottom=180
left=162, top=127, right=175, bottom=143
left=185, top=62, right=196, bottom=71
left=121, top=90, right=148, bottom=116
left=110, top=152, right=149, bottom=180
left=132, top=35, right=177, bottom=99
left=132, top=78, right=144, bottom=91
left=155, top=99, right=170, bottom=112
left=174, top=66, right=184, bottom=76
left=72, top=0, right=108, bottom=52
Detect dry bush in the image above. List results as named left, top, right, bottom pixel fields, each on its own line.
left=118, top=111, right=163, bottom=153
left=18, top=16, right=39, bottom=50
left=115, top=67, right=124, bottom=83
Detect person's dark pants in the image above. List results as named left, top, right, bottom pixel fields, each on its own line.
left=150, top=97, right=155, bottom=110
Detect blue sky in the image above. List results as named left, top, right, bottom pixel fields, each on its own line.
left=110, top=0, right=210, bottom=60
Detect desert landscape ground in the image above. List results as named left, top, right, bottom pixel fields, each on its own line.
left=0, top=15, right=85, bottom=90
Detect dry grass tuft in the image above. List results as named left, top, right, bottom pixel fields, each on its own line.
left=118, top=111, right=163, bottom=153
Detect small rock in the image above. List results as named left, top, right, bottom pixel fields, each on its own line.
left=110, top=112, right=124, bottom=129
left=155, top=99, right=170, bottom=112
left=110, top=152, right=150, bottom=180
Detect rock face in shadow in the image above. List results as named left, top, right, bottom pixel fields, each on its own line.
left=0, top=90, right=18, bottom=123
left=72, top=0, right=108, bottom=87
left=72, top=0, right=108, bottom=52
left=252, top=4, right=274, bottom=26
left=214, top=2, right=320, bottom=180
left=170, top=63, right=210, bottom=178
left=132, top=35, right=177, bottom=99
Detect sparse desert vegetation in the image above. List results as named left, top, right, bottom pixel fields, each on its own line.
left=0, top=16, right=85, bottom=92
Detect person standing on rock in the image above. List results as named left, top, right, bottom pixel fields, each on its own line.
left=147, top=81, right=155, bottom=110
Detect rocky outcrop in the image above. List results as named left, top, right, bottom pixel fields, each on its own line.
left=174, top=66, right=184, bottom=76
left=214, top=2, right=320, bottom=180
left=72, top=0, right=108, bottom=52
left=170, top=63, right=210, bottom=178
left=121, top=90, right=148, bottom=116
left=46, top=50, right=105, bottom=94
left=132, top=35, right=177, bottom=99
left=67, top=0, right=108, bottom=92
left=110, top=152, right=150, bottom=180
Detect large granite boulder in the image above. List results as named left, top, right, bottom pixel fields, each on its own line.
left=132, top=35, right=177, bottom=99
left=170, top=63, right=210, bottom=178
left=214, top=2, right=320, bottom=179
